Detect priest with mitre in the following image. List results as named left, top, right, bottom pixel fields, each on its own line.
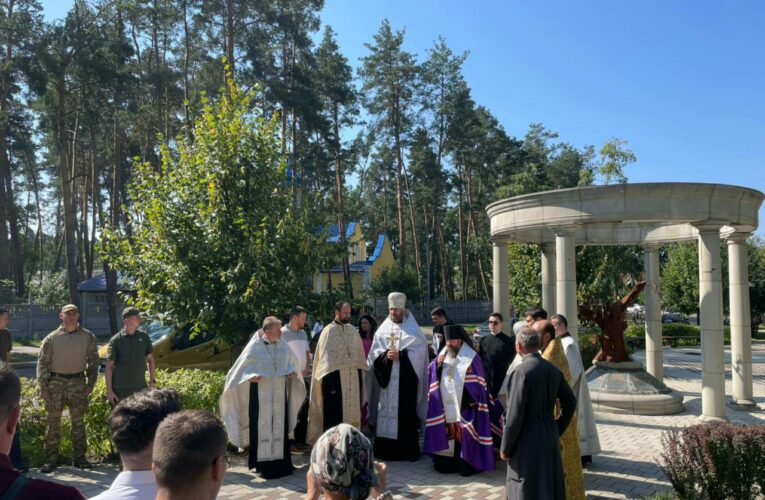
left=367, top=292, right=429, bottom=461
left=424, top=324, right=495, bottom=476
left=307, top=301, right=369, bottom=444
left=220, top=316, right=306, bottom=479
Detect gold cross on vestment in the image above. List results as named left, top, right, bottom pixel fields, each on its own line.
left=388, top=332, right=399, bottom=351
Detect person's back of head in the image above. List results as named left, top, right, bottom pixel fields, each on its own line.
left=525, top=307, right=547, bottom=321
left=430, top=307, right=447, bottom=319
left=109, top=389, right=181, bottom=470
left=1, top=367, right=85, bottom=499
left=0, top=366, right=21, bottom=453
left=517, top=328, right=541, bottom=355
left=310, top=423, right=376, bottom=499
left=532, top=320, right=555, bottom=343
left=153, top=410, right=228, bottom=500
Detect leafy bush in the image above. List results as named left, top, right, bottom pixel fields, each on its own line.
left=626, top=323, right=701, bottom=338
left=578, top=332, right=601, bottom=370
left=659, top=422, right=765, bottom=499
left=626, top=323, right=736, bottom=346
left=20, top=369, right=226, bottom=466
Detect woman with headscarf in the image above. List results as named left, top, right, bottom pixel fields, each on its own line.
left=358, top=315, right=378, bottom=358
left=305, top=424, right=392, bottom=500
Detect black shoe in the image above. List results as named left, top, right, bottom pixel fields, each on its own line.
left=581, top=455, right=593, bottom=466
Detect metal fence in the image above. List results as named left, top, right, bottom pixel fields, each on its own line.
left=372, top=298, right=498, bottom=324
left=1, top=296, right=126, bottom=339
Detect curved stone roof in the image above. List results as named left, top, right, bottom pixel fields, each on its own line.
left=486, top=183, right=764, bottom=245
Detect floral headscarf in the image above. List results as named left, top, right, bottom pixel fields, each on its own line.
left=310, top=424, right=376, bottom=499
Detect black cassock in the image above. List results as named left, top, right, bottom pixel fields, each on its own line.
left=371, top=349, right=421, bottom=461
left=479, top=332, right=516, bottom=399
left=248, top=382, right=293, bottom=479
left=320, top=369, right=364, bottom=432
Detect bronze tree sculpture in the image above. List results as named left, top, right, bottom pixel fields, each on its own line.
left=579, top=281, right=646, bottom=362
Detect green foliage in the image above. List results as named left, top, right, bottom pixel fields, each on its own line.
left=746, top=236, right=765, bottom=321
left=0, top=280, right=16, bottom=304
left=661, top=242, right=699, bottom=315
left=626, top=323, right=699, bottom=338
left=20, top=369, right=226, bottom=466
left=370, top=265, right=422, bottom=303
left=578, top=332, right=602, bottom=369
left=102, top=79, right=328, bottom=343
left=506, top=242, right=541, bottom=314
left=26, top=272, right=70, bottom=305
left=660, top=422, right=765, bottom=500
left=598, top=138, right=636, bottom=185
left=577, top=245, right=643, bottom=308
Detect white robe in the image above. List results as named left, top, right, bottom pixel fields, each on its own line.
left=367, top=311, right=429, bottom=438
left=220, top=330, right=306, bottom=460
left=433, top=342, right=476, bottom=457
left=561, top=334, right=601, bottom=456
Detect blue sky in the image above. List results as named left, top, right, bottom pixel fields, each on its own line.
left=42, top=1, right=765, bottom=231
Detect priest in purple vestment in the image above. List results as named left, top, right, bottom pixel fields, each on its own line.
left=424, top=324, right=495, bottom=476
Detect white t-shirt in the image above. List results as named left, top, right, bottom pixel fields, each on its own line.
left=281, top=325, right=309, bottom=373
left=90, top=470, right=157, bottom=500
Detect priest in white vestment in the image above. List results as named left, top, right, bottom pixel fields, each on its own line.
left=307, top=301, right=369, bottom=444
left=220, top=316, right=305, bottom=479
left=367, top=292, right=429, bottom=461
left=552, top=313, right=600, bottom=464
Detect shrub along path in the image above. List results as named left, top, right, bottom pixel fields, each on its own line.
left=20, top=343, right=765, bottom=499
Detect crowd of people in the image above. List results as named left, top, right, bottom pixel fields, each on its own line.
left=0, top=294, right=601, bottom=499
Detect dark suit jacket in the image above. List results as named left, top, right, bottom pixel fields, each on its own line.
left=500, top=352, right=577, bottom=500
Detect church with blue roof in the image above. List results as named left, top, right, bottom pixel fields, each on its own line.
left=313, top=222, right=395, bottom=298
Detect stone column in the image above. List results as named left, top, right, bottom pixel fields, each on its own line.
left=644, top=244, right=663, bottom=381
left=727, top=233, right=755, bottom=406
left=541, top=243, right=556, bottom=314
left=492, top=240, right=511, bottom=324
left=697, top=225, right=726, bottom=420
left=555, top=229, right=578, bottom=339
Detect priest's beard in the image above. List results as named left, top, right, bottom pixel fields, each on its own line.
left=446, top=345, right=459, bottom=357
left=341, top=318, right=350, bottom=324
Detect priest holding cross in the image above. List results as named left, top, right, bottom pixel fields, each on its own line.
left=367, top=292, right=429, bottom=461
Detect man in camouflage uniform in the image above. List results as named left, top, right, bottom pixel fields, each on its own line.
left=36, top=304, right=98, bottom=473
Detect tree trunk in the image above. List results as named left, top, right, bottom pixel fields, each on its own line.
left=456, top=165, right=466, bottom=300
left=224, top=0, right=235, bottom=78
left=0, top=0, right=24, bottom=294
left=181, top=0, right=191, bottom=130
left=58, top=71, right=80, bottom=305
left=394, top=139, right=407, bottom=266
left=434, top=211, right=452, bottom=300
left=27, top=150, right=44, bottom=282
left=333, top=103, right=353, bottom=298
left=402, top=163, right=422, bottom=297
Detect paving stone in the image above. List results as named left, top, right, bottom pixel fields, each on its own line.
left=21, top=344, right=764, bottom=498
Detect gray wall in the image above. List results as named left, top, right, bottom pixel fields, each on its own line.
left=2, top=293, right=127, bottom=339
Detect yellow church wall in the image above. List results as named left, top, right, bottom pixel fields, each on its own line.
left=312, top=225, right=397, bottom=298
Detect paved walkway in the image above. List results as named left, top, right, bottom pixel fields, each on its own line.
left=24, top=344, right=765, bottom=499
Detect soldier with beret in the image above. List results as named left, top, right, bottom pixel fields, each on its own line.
left=105, top=307, right=156, bottom=406
left=36, top=304, right=99, bottom=473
